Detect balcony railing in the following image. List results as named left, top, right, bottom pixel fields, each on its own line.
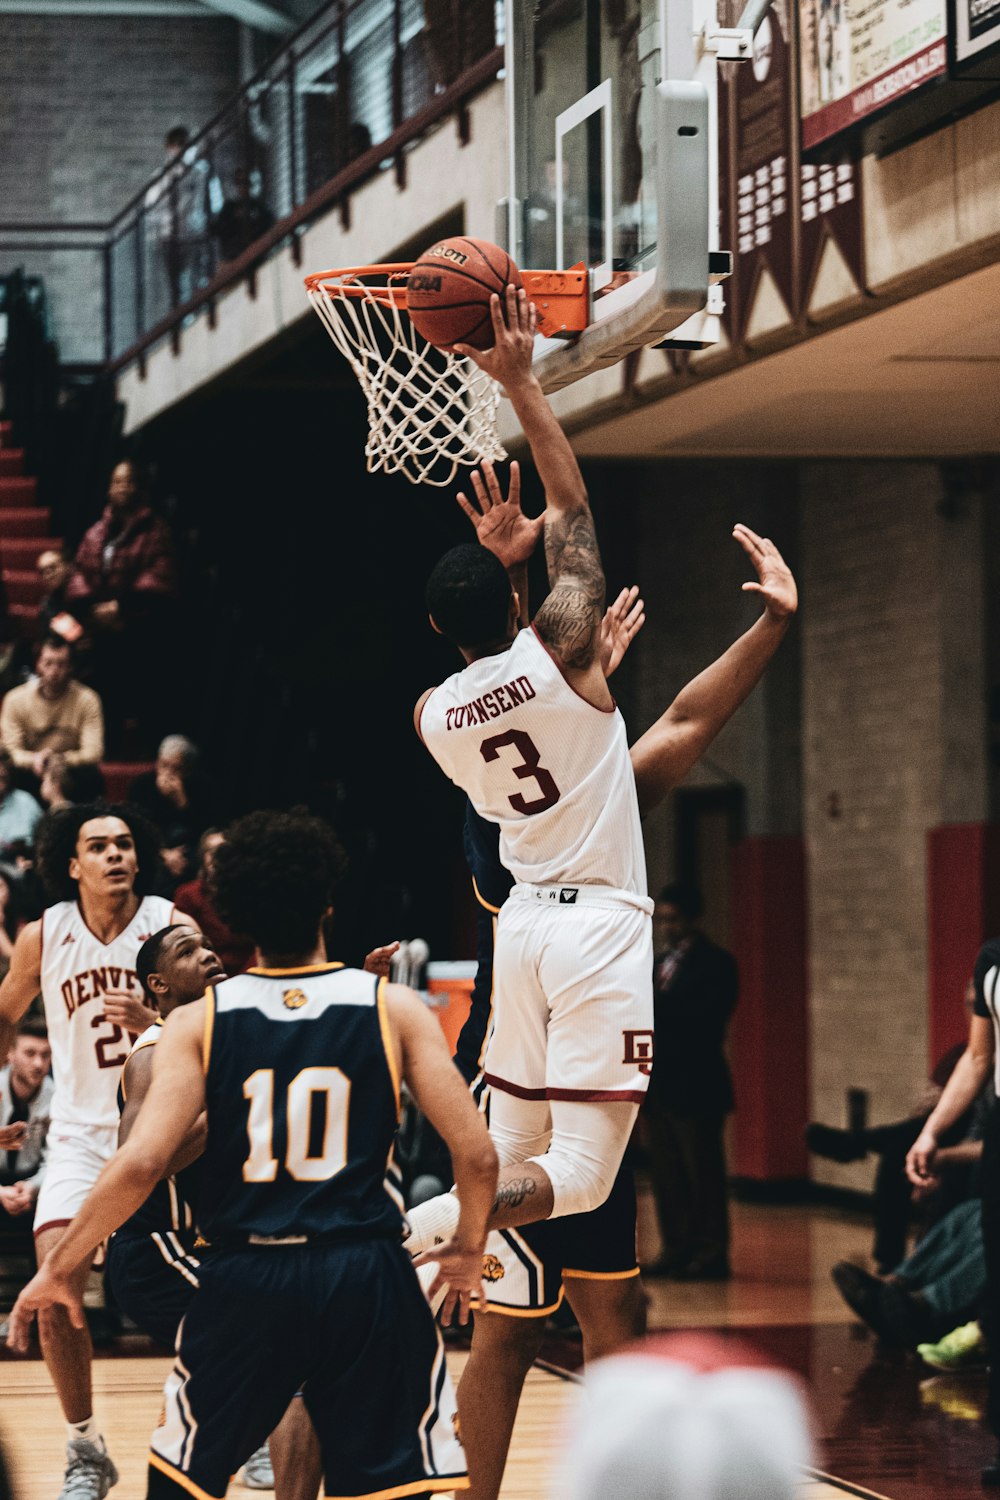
left=0, top=0, right=503, bottom=371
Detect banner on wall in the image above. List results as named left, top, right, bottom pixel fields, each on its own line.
left=950, top=0, right=1000, bottom=73
left=799, top=0, right=947, bottom=147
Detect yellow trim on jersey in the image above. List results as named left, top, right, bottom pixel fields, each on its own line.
left=121, top=1022, right=164, bottom=1101
left=472, top=1293, right=564, bottom=1318
left=202, top=987, right=216, bottom=1073
left=376, top=977, right=401, bottom=1117
left=148, top=1453, right=225, bottom=1500
left=471, top=876, right=502, bottom=915
left=247, top=962, right=345, bottom=977
left=561, top=1266, right=641, bottom=1281
left=324, top=1480, right=469, bottom=1500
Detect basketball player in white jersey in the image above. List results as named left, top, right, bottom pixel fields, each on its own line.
left=413, top=286, right=653, bottom=1264
left=0, top=802, right=176, bottom=1500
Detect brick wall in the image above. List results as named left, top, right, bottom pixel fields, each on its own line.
left=0, top=15, right=239, bottom=359
left=800, top=463, right=988, bottom=1188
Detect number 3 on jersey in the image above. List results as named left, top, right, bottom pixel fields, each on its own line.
left=480, top=729, right=561, bottom=815
left=243, top=1067, right=351, bottom=1183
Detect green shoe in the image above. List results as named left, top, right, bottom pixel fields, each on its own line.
left=917, top=1320, right=988, bottom=1372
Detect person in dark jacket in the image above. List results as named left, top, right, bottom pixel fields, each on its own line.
left=65, top=459, right=176, bottom=752
left=643, top=882, right=738, bottom=1280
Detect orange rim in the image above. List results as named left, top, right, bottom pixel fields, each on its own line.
left=304, top=264, right=414, bottom=308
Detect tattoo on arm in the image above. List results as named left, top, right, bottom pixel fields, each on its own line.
left=534, top=509, right=606, bottom=670
left=492, top=1176, right=538, bottom=1214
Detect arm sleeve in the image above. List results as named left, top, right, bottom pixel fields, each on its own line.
left=129, top=523, right=176, bottom=600
left=0, top=695, right=32, bottom=768
left=64, top=689, right=105, bottom=766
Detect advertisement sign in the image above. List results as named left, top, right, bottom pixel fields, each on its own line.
left=799, top=0, right=947, bottom=147
left=951, top=0, right=1000, bottom=72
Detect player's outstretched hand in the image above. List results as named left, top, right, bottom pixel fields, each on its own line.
left=7, top=1262, right=85, bottom=1354
left=600, top=586, right=645, bottom=678
left=0, top=1120, right=27, bottom=1150
left=102, top=991, right=157, bottom=1035
left=363, top=942, right=400, bottom=978
left=412, top=1240, right=486, bottom=1327
left=457, top=461, right=544, bottom=571
left=453, top=286, right=538, bottom=392
left=733, top=524, right=798, bottom=620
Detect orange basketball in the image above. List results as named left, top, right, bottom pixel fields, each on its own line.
left=407, top=237, right=524, bottom=352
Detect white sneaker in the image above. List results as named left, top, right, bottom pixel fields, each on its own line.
left=242, top=1442, right=274, bottom=1490
left=58, top=1439, right=118, bottom=1500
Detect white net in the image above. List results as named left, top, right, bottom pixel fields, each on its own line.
left=307, top=268, right=507, bottom=488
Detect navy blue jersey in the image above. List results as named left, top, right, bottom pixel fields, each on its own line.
left=453, top=805, right=512, bottom=1088
left=197, top=963, right=404, bottom=1245
left=116, top=1022, right=202, bottom=1247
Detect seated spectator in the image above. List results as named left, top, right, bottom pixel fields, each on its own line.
left=0, top=635, right=104, bottom=782
left=0, top=751, right=43, bottom=859
left=211, top=167, right=274, bottom=263
left=807, top=978, right=981, bottom=1272
left=65, top=459, right=176, bottom=752
left=173, top=829, right=254, bottom=974
left=35, top=549, right=84, bottom=644
left=832, top=1194, right=986, bottom=1347
left=0, top=1019, right=53, bottom=1235
left=127, top=735, right=217, bottom=885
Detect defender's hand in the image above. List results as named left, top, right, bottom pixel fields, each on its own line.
left=600, top=586, right=645, bottom=678
left=734, top=525, right=798, bottom=621
left=456, top=462, right=543, bottom=571
left=412, top=1240, right=486, bottom=1326
left=453, top=287, right=538, bottom=392
left=8, top=1263, right=86, bottom=1354
left=102, top=992, right=156, bottom=1035
left=363, top=942, right=401, bottom=978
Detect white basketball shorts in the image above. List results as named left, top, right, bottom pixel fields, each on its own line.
left=483, top=882, right=654, bottom=1103
left=34, top=1123, right=119, bottom=1239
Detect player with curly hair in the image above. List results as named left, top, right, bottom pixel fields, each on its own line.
left=0, top=801, right=179, bottom=1500
left=10, top=807, right=497, bottom=1500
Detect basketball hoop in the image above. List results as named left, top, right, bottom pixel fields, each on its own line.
left=305, top=264, right=507, bottom=488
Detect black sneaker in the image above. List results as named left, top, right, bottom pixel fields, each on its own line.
left=831, top=1262, right=890, bottom=1336
left=879, top=1282, right=935, bottom=1347
left=805, top=1123, right=866, bottom=1163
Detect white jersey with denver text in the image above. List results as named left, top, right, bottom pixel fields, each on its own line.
left=420, top=626, right=646, bottom=895
left=40, top=895, right=176, bottom=1129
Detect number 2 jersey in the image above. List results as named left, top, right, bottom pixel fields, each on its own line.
left=196, top=963, right=405, bottom=1245
left=40, top=895, right=177, bottom=1130
left=419, top=624, right=647, bottom=895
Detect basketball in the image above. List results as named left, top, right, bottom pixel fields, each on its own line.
left=406, top=237, right=524, bottom=352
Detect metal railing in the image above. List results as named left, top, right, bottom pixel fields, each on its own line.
left=0, top=0, right=502, bottom=370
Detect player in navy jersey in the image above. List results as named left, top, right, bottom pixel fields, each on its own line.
left=9, top=809, right=498, bottom=1500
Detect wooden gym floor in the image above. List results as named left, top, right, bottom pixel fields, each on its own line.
left=0, top=1201, right=992, bottom=1499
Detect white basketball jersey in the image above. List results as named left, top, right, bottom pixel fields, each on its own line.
left=420, top=626, right=646, bottom=894
left=40, top=895, right=176, bottom=1129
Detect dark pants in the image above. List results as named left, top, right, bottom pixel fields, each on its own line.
left=863, top=1114, right=973, bottom=1272
left=980, top=1102, right=1000, bottom=1439
left=644, top=1103, right=729, bottom=1269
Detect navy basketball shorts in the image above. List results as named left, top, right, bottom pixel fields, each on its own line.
left=147, top=1239, right=468, bottom=1500
left=474, top=1165, right=638, bottom=1316
left=106, top=1233, right=200, bottom=1351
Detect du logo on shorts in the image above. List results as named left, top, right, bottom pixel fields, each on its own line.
left=623, top=1029, right=654, bottom=1075
left=481, top=1253, right=505, bottom=1282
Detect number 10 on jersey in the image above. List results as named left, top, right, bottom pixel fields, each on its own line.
left=243, top=1067, right=351, bottom=1183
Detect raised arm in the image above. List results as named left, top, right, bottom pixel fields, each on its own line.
left=630, top=526, right=797, bottom=816
left=456, top=288, right=607, bottom=692
left=0, top=923, right=44, bottom=1063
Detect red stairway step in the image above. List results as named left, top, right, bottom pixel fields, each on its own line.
left=0, top=478, right=37, bottom=507
left=0, top=422, right=12, bottom=444
left=0, top=451, right=25, bottom=478
left=0, top=507, right=55, bottom=539
left=0, top=536, right=63, bottom=568
left=2, top=569, right=45, bottom=607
